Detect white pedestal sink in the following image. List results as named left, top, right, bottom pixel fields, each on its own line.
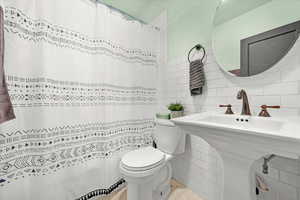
left=172, top=112, right=300, bottom=200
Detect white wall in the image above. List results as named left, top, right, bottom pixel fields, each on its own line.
left=163, top=40, right=300, bottom=117
left=171, top=135, right=223, bottom=200
left=160, top=39, right=300, bottom=200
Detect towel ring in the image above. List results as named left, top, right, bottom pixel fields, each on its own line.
left=188, top=44, right=206, bottom=63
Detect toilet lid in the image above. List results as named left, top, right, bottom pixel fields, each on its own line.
left=121, top=146, right=165, bottom=171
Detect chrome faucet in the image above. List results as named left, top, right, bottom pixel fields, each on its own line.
left=237, top=89, right=251, bottom=115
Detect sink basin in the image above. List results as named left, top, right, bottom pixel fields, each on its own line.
left=171, top=112, right=300, bottom=200
left=196, top=113, right=284, bottom=132
left=172, top=112, right=300, bottom=142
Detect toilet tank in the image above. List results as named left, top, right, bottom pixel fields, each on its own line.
left=154, top=119, right=186, bottom=155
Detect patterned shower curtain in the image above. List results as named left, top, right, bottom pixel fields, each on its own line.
left=0, top=0, right=159, bottom=199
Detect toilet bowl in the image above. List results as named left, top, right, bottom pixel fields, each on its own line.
left=120, top=119, right=186, bottom=200
left=120, top=146, right=173, bottom=200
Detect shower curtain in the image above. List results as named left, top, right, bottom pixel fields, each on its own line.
left=0, top=0, right=159, bottom=199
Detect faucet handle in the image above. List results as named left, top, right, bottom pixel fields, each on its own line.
left=219, top=104, right=234, bottom=115
left=258, top=105, right=280, bottom=117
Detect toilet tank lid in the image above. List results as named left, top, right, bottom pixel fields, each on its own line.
left=156, top=119, right=175, bottom=127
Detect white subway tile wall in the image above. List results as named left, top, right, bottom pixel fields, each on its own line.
left=161, top=40, right=300, bottom=200
left=171, top=135, right=223, bottom=200
left=252, top=157, right=300, bottom=200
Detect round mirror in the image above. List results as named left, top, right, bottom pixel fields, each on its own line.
left=212, top=0, right=300, bottom=77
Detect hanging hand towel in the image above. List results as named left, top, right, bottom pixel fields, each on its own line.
left=256, top=174, right=269, bottom=192
left=190, top=59, right=205, bottom=96
left=0, top=5, right=15, bottom=124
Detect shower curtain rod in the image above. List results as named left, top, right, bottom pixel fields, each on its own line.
left=93, top=0, right=147, bottom=24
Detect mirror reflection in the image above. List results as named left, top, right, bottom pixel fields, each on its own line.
left=213, top=0, right=300, bottom=77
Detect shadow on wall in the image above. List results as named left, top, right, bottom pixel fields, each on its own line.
left=171, top=134, right=223, bottom=200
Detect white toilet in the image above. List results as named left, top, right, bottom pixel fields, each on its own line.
left=120, top=119, right=186, bottom=200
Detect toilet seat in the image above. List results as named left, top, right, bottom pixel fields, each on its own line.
left=121, top=146, right=165, bottom=172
